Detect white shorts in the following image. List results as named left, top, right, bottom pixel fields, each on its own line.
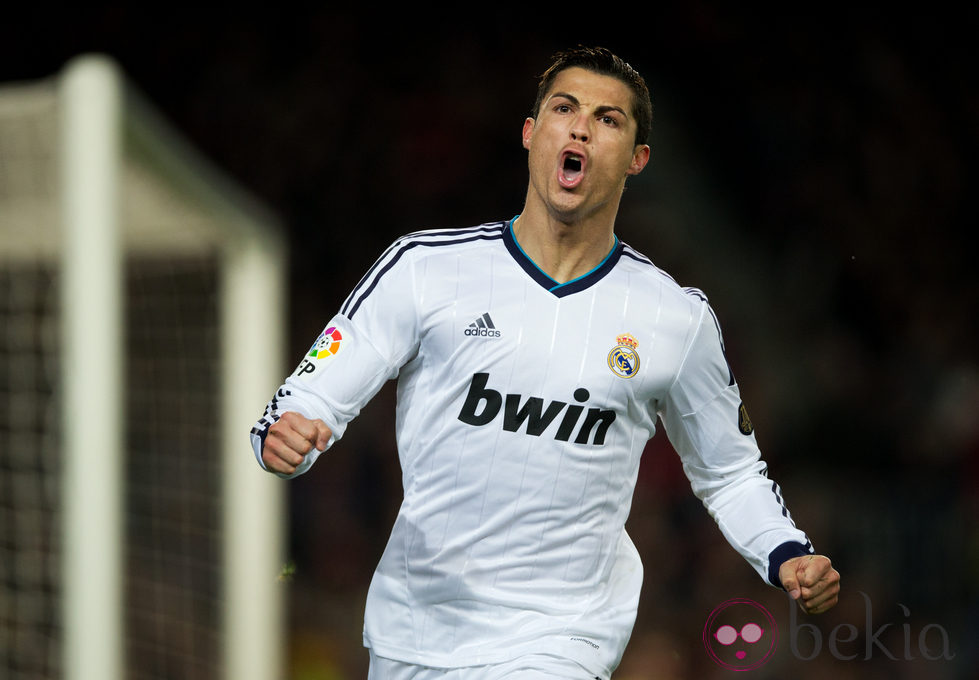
left=367, top=650, right=601, bottom=680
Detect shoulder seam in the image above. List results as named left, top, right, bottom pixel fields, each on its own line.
left=666, top=296, right=710, bottom=396
left=340, top=222, right=506, bottom=319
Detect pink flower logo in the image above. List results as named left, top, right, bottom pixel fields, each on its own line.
left=703, top=598, right=778, bottom=671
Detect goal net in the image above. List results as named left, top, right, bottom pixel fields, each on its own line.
left=0, top=55, right=287, bottom=680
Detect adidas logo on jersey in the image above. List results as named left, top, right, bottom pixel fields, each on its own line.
left=457, top=372, right=616, bottom=445
left=464, top=312, right=501, bottom=338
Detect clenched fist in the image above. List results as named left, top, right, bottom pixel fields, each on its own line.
left=779, top=554, right=840, bottom=614
left=262, top=411, right=332, bottom=475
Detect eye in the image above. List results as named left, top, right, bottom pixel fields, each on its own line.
left=554, top=103, right=572, bottom=114
left=600, top=114, right=618, bottom=126
left=714, top=625, right=738, bottom=646
left=741, top=623, right=764, bottom=644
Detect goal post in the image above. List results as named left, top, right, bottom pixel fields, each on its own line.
left=0, top=54, right=287, bottom=680
left=219, top=191, right=289, bottom=680
left=59, top=52, right=125, bottom=680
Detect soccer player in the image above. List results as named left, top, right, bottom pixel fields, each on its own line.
left=252, top=46, right=840, bottom=679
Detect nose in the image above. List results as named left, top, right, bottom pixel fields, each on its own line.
left=570, top=115, right=589, bottom=143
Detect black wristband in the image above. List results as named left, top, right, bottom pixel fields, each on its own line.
left=767, top=540, right=814, bottom=588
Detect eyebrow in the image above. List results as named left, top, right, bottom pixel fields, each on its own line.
left=547, top=92, right=630, bottom=120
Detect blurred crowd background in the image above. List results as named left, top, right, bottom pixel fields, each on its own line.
left=3, top=5, right=976, bottom=678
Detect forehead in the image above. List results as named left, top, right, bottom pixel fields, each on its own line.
left=544, top=67, right=635, bottom=112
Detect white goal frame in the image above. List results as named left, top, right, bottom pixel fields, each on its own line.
left=1, top=54, right=287, bottom=680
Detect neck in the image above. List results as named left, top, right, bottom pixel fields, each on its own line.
left=511, top=200, right=618, bottom=284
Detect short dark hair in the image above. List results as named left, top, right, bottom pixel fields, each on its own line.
left=532, top=46, right=652, bottom=146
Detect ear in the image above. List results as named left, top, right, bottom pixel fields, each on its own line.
left=627, top=144, right=651, bottom=176
left=522, top=117, right=535, bottom=150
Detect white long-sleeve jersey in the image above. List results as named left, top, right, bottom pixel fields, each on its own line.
left=250, top=219, right=812, bottom=677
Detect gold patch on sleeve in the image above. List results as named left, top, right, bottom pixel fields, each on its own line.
left=738, top=402, right=754, bottom=435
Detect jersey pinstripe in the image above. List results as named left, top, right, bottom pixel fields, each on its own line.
left=251, top=218, right=812, bottom=676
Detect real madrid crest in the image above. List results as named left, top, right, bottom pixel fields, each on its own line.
left=608, top=333, right=640, bottom=379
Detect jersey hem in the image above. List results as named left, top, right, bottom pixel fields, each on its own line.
left=363, top=634, right=612, bottom=678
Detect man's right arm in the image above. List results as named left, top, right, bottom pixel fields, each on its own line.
left=249, top=232, right=421, bottom=478
left=247, top=311, right=406, bottom=479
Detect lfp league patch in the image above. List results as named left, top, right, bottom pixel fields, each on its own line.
left=294, top=325, right=343, bottom=378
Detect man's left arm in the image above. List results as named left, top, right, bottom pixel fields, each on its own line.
left=660, top=296, right=839, bottom=613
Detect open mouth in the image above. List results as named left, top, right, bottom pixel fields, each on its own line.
left=558, top=151, right=585, bottom=189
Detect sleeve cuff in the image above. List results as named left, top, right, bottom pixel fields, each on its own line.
left=250, top=411, right=281, bottom=471
left=767, top=540, right=814, bottom=588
